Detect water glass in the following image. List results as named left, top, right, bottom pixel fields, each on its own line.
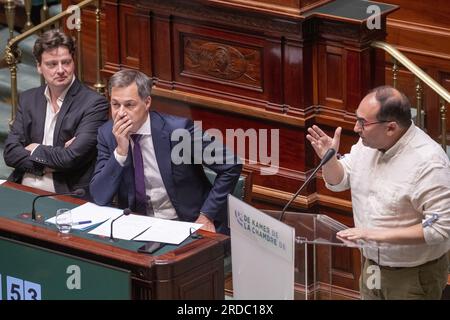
left=55, top=208, right=72, bottom=234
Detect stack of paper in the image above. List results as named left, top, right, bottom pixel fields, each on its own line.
left=89, top=214, right=202, bottom=245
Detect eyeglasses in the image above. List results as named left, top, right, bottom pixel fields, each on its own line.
left=355, top=118, right=390, bottom=130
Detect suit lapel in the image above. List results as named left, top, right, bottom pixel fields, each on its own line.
left=53, top=78, right=81, bottom=145
left=151, top=112, right=177, bottom=205
left=34, top=86, right=47, bottom=144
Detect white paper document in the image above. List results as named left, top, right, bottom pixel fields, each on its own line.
left=133, top=219, right=202, bottom=244
left=88, top=214, right=153, bottom=240
left=45, top=202, right=122, bottom=230
left=0, top=180, right=6, bottom=185
left=88, top=213, right=202, bottom=244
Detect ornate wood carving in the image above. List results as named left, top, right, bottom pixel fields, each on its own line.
left=183, top=37, right=262, bottom=89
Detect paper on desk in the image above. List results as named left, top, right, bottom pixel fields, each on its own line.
left=88, top=214, right=153, bottom=240
left=133, top=219, right=203, bottom=244
left=45, top=202, right=122, bottom=230
left=0, top=180, right=6, bottom=185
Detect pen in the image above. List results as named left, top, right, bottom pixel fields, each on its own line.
left=72, top=220, right=92, bottom=226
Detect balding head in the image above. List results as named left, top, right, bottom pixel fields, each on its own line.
left=368, top=86, right=412, bottom=128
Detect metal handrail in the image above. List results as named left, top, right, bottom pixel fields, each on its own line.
left=372, top=41, right=449, bottom=149
left=371, top=41, right=450, bottom=103
left=7, top=0, right=95, bottom=48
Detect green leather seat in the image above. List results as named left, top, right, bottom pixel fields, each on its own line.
left=203, top=167, right=247, bottom=201
left=203, top=166, right=250, bottom=279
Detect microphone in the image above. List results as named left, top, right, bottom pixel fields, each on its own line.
left=279, top=148, right=336, bottom=222
left=30, top=188, right=86, bottom=221
left=110, top=208, right=131, bottom=241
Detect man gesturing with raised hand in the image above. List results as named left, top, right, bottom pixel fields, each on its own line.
left=305, top=86, right=450, bottom=300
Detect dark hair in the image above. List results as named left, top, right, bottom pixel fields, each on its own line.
left=370, top=85, right=412, bottom=128
left=33, top=29, right=76, bottom=63
left=108, top=69, right=153, bottom=100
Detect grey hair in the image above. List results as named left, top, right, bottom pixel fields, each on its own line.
left=108, top=69, right=153, bottom=100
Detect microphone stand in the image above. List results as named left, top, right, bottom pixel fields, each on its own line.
left=18, top=189, right=86, bottom=222
left=279, top=149, right=336, bottom=222
left=110, top=208, right=131, bottom=242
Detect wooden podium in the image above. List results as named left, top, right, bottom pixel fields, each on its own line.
left=0, top=182, right=229, bottom=300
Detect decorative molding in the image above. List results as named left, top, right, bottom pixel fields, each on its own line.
left=293, top=282, right=360, bottom=300
left=318, top=19, right=386, bottom=45
left=152, top=87, right=306, bottom=126
left=183, top=36, right=262, bottom=88
left=387, top=19, right=450, bottom=62
left=136, top=0, right=304, bottom=35
left=205, top=0, right=333, bottom=17
left=252, top=184, right=353, bottom=211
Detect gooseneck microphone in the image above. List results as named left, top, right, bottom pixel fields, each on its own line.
left=110, top=208, right=131, bottom=241
left=279, top=148, right=336, bottom=222
left=31, top=188, right=86, bottom=221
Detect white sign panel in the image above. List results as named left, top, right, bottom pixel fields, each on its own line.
left=229, top=195, right=295, bottom=300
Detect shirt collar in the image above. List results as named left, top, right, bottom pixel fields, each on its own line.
left=135, top=112, right=151, bottom=136
left=44, top=76, right=76, bottom=105
left=382, top=121, right=415, bottom=159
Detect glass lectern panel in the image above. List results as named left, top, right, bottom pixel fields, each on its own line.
left=282, top=212, right=380, bottom=300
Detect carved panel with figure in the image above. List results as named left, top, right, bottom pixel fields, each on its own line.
left=182, top=37, right=262, bottom=90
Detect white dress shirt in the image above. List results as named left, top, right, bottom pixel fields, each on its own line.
left=22, top=76, right=75, bottom=192
left=326, top=122, right=450, bottom=267
left=114, top=114, right=178, bottom=219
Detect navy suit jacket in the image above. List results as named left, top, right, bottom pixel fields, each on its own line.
left=3, top=78, right=109, bottom=197
left=90, top=111, right=242, bottom=234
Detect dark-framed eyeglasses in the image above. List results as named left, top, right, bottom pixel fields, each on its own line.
left=355, top=118, right=390, bottom=130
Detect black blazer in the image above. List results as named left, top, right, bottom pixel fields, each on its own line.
left=3, top=78, right=109, bottom=196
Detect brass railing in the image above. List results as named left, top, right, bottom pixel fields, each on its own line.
left=371, top=41, right=450, bottom=150
left=3, top=0, right=105, bottom=127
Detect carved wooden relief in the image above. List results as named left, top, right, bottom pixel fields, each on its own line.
left=182, top=36, right=262, bottom=89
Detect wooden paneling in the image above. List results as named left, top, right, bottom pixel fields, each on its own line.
left=283, top=37, right=314, bottom=115
left=319, top=45, right=345, bottom=109
left=119, top=5, right=140, bottom=68
left=382, top=0, right=450, bottom=143
left=385, top=0, right=450, bottom=31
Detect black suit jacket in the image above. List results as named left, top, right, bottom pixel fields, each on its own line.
left=3, top=78, right=109, bottom=196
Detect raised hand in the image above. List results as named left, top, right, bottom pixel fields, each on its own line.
left=306, top=125, right=342, bottom=159
left=113, top=111, right=133, bottom=156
